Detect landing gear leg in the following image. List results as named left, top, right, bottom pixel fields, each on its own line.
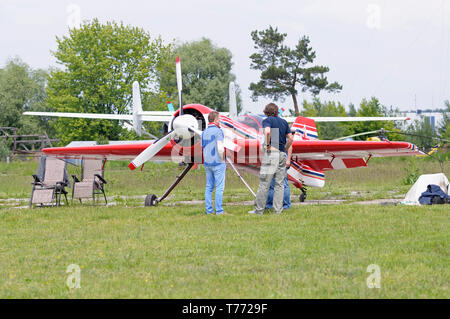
left=299, top=187, right=307, bottom=202
left=226, top=157, right=256, bottom=198
left=144, top=163, right=194, bottom=207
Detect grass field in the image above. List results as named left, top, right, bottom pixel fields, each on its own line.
left=0, top=156, right=449, bottom=298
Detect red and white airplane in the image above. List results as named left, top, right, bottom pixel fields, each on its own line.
left=25, top=57, right=423, bottom=206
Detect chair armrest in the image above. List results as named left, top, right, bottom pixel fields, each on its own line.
left=32, top=174, right=42, bottom=185
left=94, top=174, right=107, bottom=184
left=56, top=181, right=67, bottom=187
left=72, top=174, right=80, bottom=183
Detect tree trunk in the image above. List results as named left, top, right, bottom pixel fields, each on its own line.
left=291, top=93, right=299, bottom=116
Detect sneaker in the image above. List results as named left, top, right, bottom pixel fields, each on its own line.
left=216, top=212, right=230, bottom=215
left=248, top=210, right=263, bottom=215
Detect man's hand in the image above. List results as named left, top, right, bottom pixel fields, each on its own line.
left=217, top=140, right=225, bottom=161
left=264, top=127, right=271, bottom=152
left=286, top=159, right=291, bottom=169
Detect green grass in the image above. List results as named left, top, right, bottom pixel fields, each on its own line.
left=0, top=156, right=448, bottom=203
left=0, top=204, right=448, bottom=298
left=0, top=156, right=448, bottom=298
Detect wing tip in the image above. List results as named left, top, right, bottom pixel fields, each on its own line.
left=128, top=162, right=137, bottom=170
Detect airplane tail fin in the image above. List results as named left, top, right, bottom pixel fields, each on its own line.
left=292, top=116, right=319, bottom=141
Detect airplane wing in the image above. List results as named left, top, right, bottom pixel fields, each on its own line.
left=282, top=116, right=410, bottom=123
left=24, top=111, right=231, bottom=122
left=23, top=111, right=173, bottom=122
left=23, top=111, right=133, bottom=120
left=42, top=141, right=178, bottom=161
left=42, top=137, right=424, bottom=171
left=288, top=140, right=424, bottom=171
left=290, top=140, right=423, bottom=158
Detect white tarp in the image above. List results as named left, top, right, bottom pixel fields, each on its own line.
left=401, top=173, right=450, bottom=205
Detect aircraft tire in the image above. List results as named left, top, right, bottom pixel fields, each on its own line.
left=145, top=194, right=158, bottom=206
left=299, top=193, right=306, bottom=202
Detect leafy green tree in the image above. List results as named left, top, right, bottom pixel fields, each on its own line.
left=47, top=19, right=172, bottom=145
left=249, top=26, right=342, bottom=116
left=348, top=103, right=357, bottom=117
left=301, top=98, right=349, bottom=139
left=0, top=58, right=52, bottom=135
left=349, top=97, right=402, bottom=141
left=159, top=38, right=241, bottom=113
left=405, top=116, right=436, bottom=149
left=439, top=100, right=450, bottom=141
left=0, top=139, right=11, bottom=161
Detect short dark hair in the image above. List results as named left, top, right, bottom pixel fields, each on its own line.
left=208, top=110, right=219, bottom=123
left=263, top=103, right=279, bottom=117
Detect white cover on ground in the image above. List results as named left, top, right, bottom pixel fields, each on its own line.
left=401, top=173, right=449, bottom=205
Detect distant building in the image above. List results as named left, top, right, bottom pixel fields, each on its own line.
left=398, top=109, right=446, bottom=132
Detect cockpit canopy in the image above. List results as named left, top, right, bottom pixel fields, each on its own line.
left=236, top=114, right=265, bottom=131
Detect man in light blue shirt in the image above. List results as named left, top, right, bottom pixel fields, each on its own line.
left=201, top=111, right=226, bottom=215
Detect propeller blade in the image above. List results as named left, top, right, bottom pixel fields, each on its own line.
left=229, top=82, right=237, bottom=119
left=128, top=130, right=177, bottom=170
left=132, top=81, right=143, bottom=136
left=187, top=126, right=202, bottom=137
left=176, top=56, right=183, bottom=115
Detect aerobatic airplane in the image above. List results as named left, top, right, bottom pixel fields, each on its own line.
left=25, top=57, right=423, bottom=206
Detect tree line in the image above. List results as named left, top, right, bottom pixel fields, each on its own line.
left=0, top=20, right=448, bottom=156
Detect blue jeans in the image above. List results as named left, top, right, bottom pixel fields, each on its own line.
left=266, top=176, right=291, bottom=209
left=204, top=163, right=226, bottom=214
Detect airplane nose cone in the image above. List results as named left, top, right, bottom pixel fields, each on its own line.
left=172, top=114, right=199, bottom=139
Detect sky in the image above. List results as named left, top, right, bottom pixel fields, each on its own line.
left=0, top=0, right=449, bottom=114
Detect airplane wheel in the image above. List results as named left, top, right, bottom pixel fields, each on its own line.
left=145, top=194, right=158, bottom=207
left=299, top=193, right=306, bottom=202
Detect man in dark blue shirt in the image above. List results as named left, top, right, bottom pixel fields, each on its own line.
left=261, top=115, right=291, bottom=153
left=249, top=103, right=293, bottom=215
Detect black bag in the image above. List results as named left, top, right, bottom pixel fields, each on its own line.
left=430, top=196, right=445, bottom=204
left=419, top=184, right=450, bottom=205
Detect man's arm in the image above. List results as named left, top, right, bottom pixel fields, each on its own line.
left=217, top=140, right=225, bottom=161
left=286, top=140, right=293, bottom=168
left=286, top=124, right=294, bottom=167
left=217, top=129, right=225, bottom=161
left=285, top=132, right=293, bottom=163
left=264, top=127, right=271, bottom=149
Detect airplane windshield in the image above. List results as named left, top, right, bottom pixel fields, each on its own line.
left=236, top=114, right=265, bottom=131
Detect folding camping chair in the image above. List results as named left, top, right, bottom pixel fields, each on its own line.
left=30, top=157, right=69, bottom=208
left=71, top=158, right=107, bottom=204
